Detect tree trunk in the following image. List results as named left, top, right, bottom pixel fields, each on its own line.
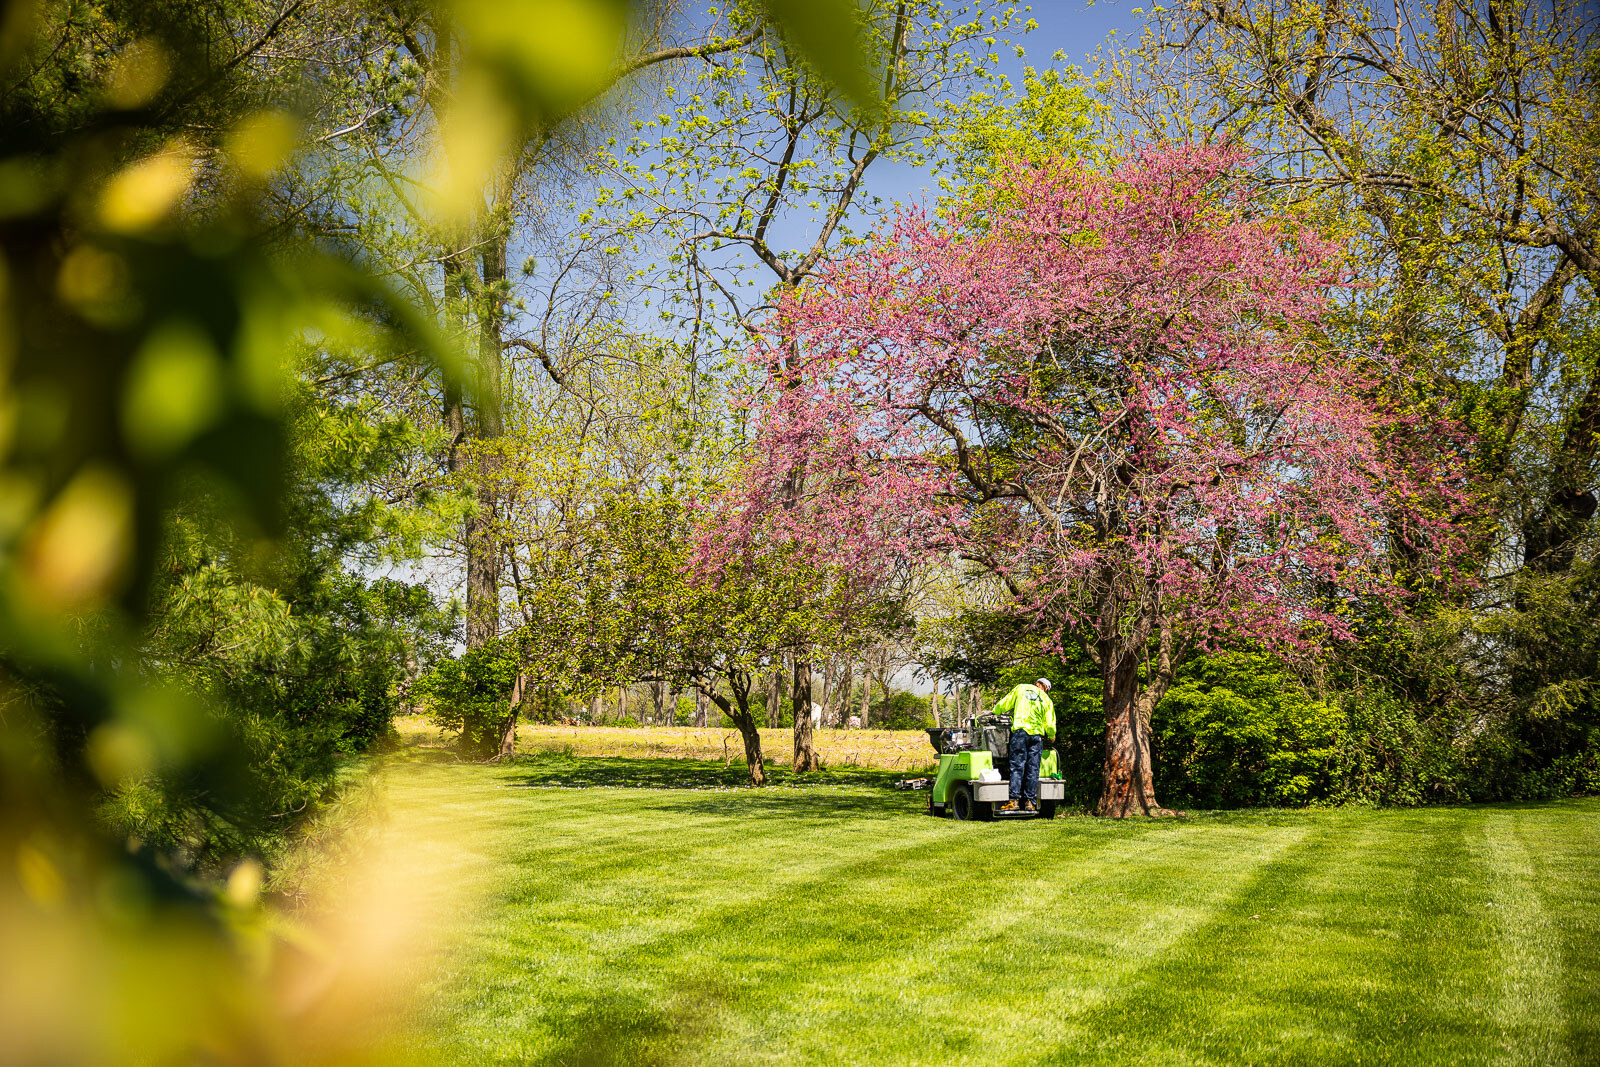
left=617, top=686, right=627, bottom=722
left=1095, top=651, right=1175, bottom=817
left=818, top=658, right=836, bottom=727
left=792, top=653, right=819, bottom=772
left=462, top=236, right=509, bottom=649
left=858, top=670, right=871, bottom=727
left=765, top=668, right=780, bottom=728
left=705, top=680, right=764, bottom=786
left=694, top=687, right=706, bottom=727
left=834, top=660, right=853, bottom=727
left=1523, top=375, right=1599, bottom=575
left=738, top=713, right=766, bottom=785
left=495, top=672, right=527, bottom=759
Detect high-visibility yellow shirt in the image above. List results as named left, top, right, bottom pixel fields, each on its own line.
left=994, top=683, right=1054, bottom=739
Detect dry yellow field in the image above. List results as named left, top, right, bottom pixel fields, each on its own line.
left=392, top=716, right=940, bottom=772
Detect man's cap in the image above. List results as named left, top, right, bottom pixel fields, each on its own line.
left=1034, top=678, right=1051, bottom=690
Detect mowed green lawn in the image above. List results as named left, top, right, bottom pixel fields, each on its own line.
left=369, top=752, right=1600, bottom=1066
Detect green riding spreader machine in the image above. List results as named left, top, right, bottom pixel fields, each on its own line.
left=925, top=713, right=1064, bottom=820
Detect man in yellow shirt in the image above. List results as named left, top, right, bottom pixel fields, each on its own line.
left=993, top=678, right=1054, bottom=813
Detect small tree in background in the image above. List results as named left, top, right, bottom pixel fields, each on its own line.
left=730, top=145, right=1474, bottom=816
left=612, top=496, right=895, bottom=784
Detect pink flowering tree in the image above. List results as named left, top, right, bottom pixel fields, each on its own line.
left=715, top=144, right=1472, bottom=816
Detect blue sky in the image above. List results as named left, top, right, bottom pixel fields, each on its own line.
left=587, top=0, right=1147, bottom=346
left=867, top=0, right=1138, bottom=206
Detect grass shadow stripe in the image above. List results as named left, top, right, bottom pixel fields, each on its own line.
left=759, top=820, right=1316, bottom=1066
left=1047, top=810, right=1509, bottom=1066
left=1480, top=812, right=1570, bottom=1065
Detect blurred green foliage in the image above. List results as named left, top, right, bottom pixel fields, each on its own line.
left=0, top=0, right=888, bottom=1059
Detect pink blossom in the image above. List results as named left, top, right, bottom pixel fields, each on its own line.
left=701, top=145, right=1474, bottom=663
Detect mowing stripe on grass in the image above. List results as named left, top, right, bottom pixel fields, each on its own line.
left=346, top=758, right=1600, bottom=1066
left=768, top=820, right=1317, bottom=1066
left=1505, top=805, right=1600, bottom=1061
left=1482, top=812, right=1568, bottom=1065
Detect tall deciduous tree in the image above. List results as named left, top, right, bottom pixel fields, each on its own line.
left=1099, top=0, right=1599, bottom=754
left=1102, top=0, right=1598, bottom=565
left=582, top=0, right=1040, bottom=769
left=729, top=146, right=1472, bottom=815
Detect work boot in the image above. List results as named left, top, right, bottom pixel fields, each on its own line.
left=999, top=800, right=1020, bottom=812
left=1022, top=800, right=1037, bottom=813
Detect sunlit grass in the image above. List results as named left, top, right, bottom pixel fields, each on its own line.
left=358, top=750, right=1600, bottom=1065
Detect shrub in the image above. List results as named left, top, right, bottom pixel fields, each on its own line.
left=1155, top=653, right=1341, bottom=807
left=418, top=638, right=521, bottom=757
left=871, top=692, right=933, bottom=730
left=1328, top=689, right=1463, bottom=805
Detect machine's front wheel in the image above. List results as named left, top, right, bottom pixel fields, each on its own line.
left=1038, top=800, right=1058, bottom=820
left=950, top=783, right=976, bottom=821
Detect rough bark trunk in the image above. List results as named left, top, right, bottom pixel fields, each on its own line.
left=858, top=670, right=871, bottom=726
left=1095, top=649, right=1177, bottom=817
left=494, top=672, right=526, bottom=760
left=1097, top=655, right=1151, bottom=816
left=1524, top=373, right=1599, bottom=574
left=462, top=237, right=508, bottom=649
left=835, top=661, right=853, bottom=727
left=705, top=680, right=764, bottom=786
left=792, top=654, right=819, bottom=772
left=738, top=714, right=765, bottom=785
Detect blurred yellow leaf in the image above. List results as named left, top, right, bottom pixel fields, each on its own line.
left=121, top=319, right=225, bottom=458
left=764, top=0, right=876, bottom=109
left=451, top=0, right=627, bottom=112
left=56, top=242, right=134, bottom=327
left=97, top=142, right=196, bottom=233
left=106, top=38, right=171, bottom=110
left=16, top=842, right=64, bottom=909
left=225, top=111, right=302, bottom=180
left=0, top=473, right=38, bottom=541
left=86, top=721, right=158, bottom=785
left=428, top=70, right=517, bottom=221
left=225, top=858, right=264, bottom=909
left=18, top=464, right=133, bottom=611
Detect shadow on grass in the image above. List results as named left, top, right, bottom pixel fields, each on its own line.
left=519, top=994, right=681, bottom=1067
left=625, top=786, right=919, bottom=821
left=488, top=754, right=935, bottom=823
left=493, top=752, right=914, bottom=791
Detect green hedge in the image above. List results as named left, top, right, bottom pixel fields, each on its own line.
left=992, top=649, right=1599, bottom=809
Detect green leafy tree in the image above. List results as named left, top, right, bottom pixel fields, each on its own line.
left=1103, top=0, right=1600, bottom=791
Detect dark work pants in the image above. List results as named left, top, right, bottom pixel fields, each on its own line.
left=1008, top=729, right=1043, bottom=802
